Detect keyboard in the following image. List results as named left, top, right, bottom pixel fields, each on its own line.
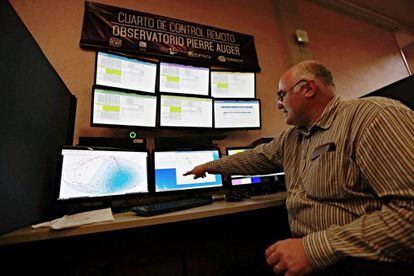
left=131, top=198, right=213, bottom=217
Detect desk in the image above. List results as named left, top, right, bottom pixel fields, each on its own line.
left=0, top=192, right=287, bottom=246
left=0, top=192, right=288, bottom=275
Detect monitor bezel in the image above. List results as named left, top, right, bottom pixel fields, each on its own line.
left=225, top=146, right=279, bottom=188
left=213, top=99, right=262, bottom=130
left=91, top=85, right=158, bottom=129
left=210, top=69, right=256, bottom=99
left=158, top=60, right=211, bottom=97
left=94, top=50, right=158, bottom=94
left=158, top=93, right=214, bottom=129
left=55, top=146, right=151, bottom=203
left=153, top=147, right=223, bottom=194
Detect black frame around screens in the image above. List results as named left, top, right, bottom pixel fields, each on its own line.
left=158, top=61, right=210, bottom=96
left=226, top=146, right=279, bottom=187
left=56, top=146, right=150, bottom=202
left=153, top=148, right=223, bottom=193
left=94, top=51, right=158, bottom=93
left=210, top=70, right=256, bottom=99
left=159, top=93, right=213, bottom=129
left=213, top=99, right=261, bottom=129
left=91, top=86, right=157, bottom=129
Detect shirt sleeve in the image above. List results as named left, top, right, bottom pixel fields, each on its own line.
left=303, top=105, right=414, bottom=270
left=204, top=130, right=288, bottom=176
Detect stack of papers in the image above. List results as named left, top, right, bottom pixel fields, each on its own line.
left=32, top=208, right=114, bottom=230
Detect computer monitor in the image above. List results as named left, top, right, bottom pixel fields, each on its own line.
left=57, top=147, right=149, bottom=201
left=226, top=147, right=281, bottom=186
left=160, top=94, right=213, bottom=128
left=159, top=62, right=210, bottom=96
left=211, top=71, right=255, bottom=98
left=361, top=75, right=414, bottom=110
left=154, top=149, right=223, bottom=192
left=92, top=87, right=157, bottom=128
left=214, top=99, right=261, bottom=129
left=95, top=51, right=157, bottom=93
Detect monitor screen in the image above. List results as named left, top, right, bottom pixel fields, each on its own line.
left=211, top=71, right=255, bottom=98
left=92, top=87, right=157, bottom=128
left=214, top=99, right=261, bottom=129
left=57, top=148, right=149, bottom=200
left=160, top=94, right=213, bottom=128
left=154, top=149, right=223, bottom=192
left=95, top=51, right=157, bottom=93
left=159, top=62, right=210, bottom=96
left=227, top=147, right=280, bottom=186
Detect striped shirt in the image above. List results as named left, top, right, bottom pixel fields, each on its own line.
left=206, top=96, right=414, bottom=270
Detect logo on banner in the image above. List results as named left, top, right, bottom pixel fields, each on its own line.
left=109, top=37, right=122, bottom=47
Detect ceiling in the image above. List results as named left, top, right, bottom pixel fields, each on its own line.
left=348, top=0, right=414, bottom=31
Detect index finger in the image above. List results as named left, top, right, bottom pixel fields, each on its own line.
left=265, top=242, right=280, bottom=258
left=183, top=170, right=193, bottom=176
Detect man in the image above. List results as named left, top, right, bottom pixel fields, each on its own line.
left=184, top=61, right=414, bottom=275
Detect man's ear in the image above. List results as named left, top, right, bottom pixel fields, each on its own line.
left=304, top=80, right=316, bottom=98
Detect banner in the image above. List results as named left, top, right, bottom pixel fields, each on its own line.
left=80, top=1, right=260, bottom=72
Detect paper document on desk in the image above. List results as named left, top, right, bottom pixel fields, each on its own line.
left=31, top=208, right=114, bottom=230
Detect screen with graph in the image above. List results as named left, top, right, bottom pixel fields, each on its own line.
left=160, top=94, right=213, bottom=128
left=95, top=51, right=157, bottom=93
left=211, top=71, right=255, bottom=98
left=159, top=62, right=210, bottom=96
left=154, top=149, right=223, bottom=192
left=92, top=87, right=157, bottom=128
left=57, top=148, right=149, bottom=200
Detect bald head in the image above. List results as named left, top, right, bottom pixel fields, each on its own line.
left=281, top=60, right=335, bottom=95
left=278, top=61, right=336, bottom=129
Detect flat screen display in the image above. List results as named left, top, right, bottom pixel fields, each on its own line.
left=227, top=147, right=280, bottom=186
left=160, top=94, right=213, bottom=128
left=95, top=51, right=157, bottom=93
left=92, top=87, right=157, bottom=128
left=154, top=149, right=223, bottom=192
left=58, top=148, right=149, bottom=200
left=159, top=62, right=209, bottom=96
left=214, top=99, right=261, bottom=129
left=211, top=71, right=255, bottom=98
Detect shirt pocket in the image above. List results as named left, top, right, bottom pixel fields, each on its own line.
left=305, top=151, right=342, bottom=199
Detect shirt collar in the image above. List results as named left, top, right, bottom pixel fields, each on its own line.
left=296, top=96, right=342, bottom=136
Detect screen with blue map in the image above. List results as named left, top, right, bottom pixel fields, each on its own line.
left=154, top=149, right=222, bottom=192
left=58, top=148, right=148, bottom=200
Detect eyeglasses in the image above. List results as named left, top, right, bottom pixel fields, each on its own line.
left=277, top=79, right=308, bottom=103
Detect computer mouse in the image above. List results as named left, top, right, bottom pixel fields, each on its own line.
left=226, top=194, right=243, bottom=202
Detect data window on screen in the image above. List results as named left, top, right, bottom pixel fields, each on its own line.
left=92, top=87, right=157, bottom=128
left=160, top=94, right=213, bottom=128
left=58, top=148, right=149, bottom=200
left=211, top=71, right=255, bottom=98
left=227, top=147, right=279, bottom=186
left=95, top=51, right=157, bottom=93
left=154, top=149, right=223, bottom=192
left=159, top=62, right=209, bottom=96
left=214, top=100, right=261, bottom=129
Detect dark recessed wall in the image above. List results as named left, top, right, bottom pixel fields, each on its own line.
left=0, top=1, right=76, bottom=234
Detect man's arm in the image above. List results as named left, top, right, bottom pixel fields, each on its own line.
left=302, top=106, right=414, bottom=270
left=184, top=131, right=287, bottom=178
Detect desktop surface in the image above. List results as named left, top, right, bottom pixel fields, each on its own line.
left=0, top=192, right=287, bottom=246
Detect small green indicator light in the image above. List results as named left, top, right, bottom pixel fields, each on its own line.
left=129, top=131, right=137, bottom=139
